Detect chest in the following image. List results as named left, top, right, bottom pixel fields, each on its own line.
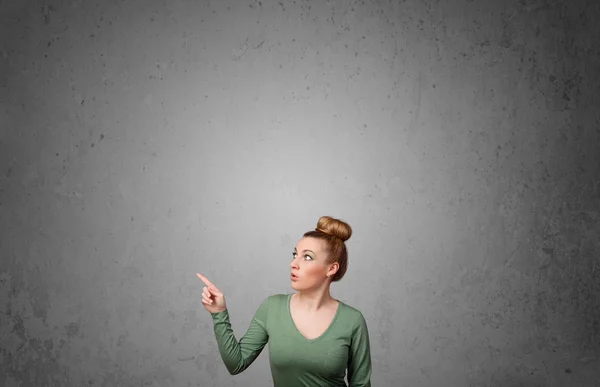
left=289, top=303, right=338, bottom=340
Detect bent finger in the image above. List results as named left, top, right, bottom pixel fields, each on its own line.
left=208, top=286, right=222, bottom=296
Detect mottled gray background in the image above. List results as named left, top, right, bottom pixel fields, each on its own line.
left=1, top=0, right=599, bottom=386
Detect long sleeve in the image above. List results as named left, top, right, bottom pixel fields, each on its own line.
left=347, top=312, right=372, bottom=387
left=210, top=296, right=270, bottom=375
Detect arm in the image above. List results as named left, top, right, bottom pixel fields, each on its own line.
left=347, top=312, right=372, bottom=387
left=211, top=296, right=270, bottom=375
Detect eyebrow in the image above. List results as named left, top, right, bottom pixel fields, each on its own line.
left=294, top=248, right=315, bottom=254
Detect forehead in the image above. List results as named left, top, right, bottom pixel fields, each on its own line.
left=294, top=237, right=326, bottom=253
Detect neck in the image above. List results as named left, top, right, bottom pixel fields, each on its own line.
left=294, top=286, right=335, bottom=312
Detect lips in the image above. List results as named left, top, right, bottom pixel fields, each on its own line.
left=290, top=273, right=299, bottom=279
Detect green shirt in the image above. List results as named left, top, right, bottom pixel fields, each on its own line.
left=210, top=293, right=372, bottom=387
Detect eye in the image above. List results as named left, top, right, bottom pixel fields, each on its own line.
left=292, top=252, right=313, bottom=261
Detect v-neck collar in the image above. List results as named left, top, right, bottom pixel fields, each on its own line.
left=286, top=293, right=342, bottom=343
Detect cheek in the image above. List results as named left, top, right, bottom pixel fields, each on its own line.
left=303, top=264, right=324, bottom=278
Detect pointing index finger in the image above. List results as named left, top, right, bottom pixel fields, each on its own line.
left=196, top=273, right=213, bottom=287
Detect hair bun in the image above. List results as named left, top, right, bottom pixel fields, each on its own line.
left=316, top=216, right=352, bottom=242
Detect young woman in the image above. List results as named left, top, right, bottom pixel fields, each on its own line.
left=197, top=216, right=372, bottom=386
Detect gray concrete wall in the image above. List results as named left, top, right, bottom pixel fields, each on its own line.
left=1, top=0, right=599, bottom=386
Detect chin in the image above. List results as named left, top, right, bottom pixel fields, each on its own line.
left=291, top=282, right=303, bottom=290
left=291, top=281, right=314, bottom=291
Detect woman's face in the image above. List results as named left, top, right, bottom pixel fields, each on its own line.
left=290, top=237, right=336, bottom=289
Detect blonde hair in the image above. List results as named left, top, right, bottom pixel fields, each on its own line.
left=303, top=216, right=352, bottom=282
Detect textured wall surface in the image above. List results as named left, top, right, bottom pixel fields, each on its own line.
left=1, top=0, right=599, bottom=386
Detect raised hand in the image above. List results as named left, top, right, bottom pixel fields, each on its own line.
left=196, top=273, right=227, bottom=314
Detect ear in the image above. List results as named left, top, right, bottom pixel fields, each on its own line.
left=327, top=262, right=339, bottom=277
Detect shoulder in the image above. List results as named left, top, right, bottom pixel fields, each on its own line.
left=338, top=299, right=364, bottom=316
left=338, top=300, right=368, bottom=329
left=257, top=293, right=289, bottom=309
left=252, top=294, right=288, bottom=320
left=266, top=293, right=289, bottom=303
left=252, top=294, right=289, bottom=320
left=269, top=293, right=290, bottom=300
